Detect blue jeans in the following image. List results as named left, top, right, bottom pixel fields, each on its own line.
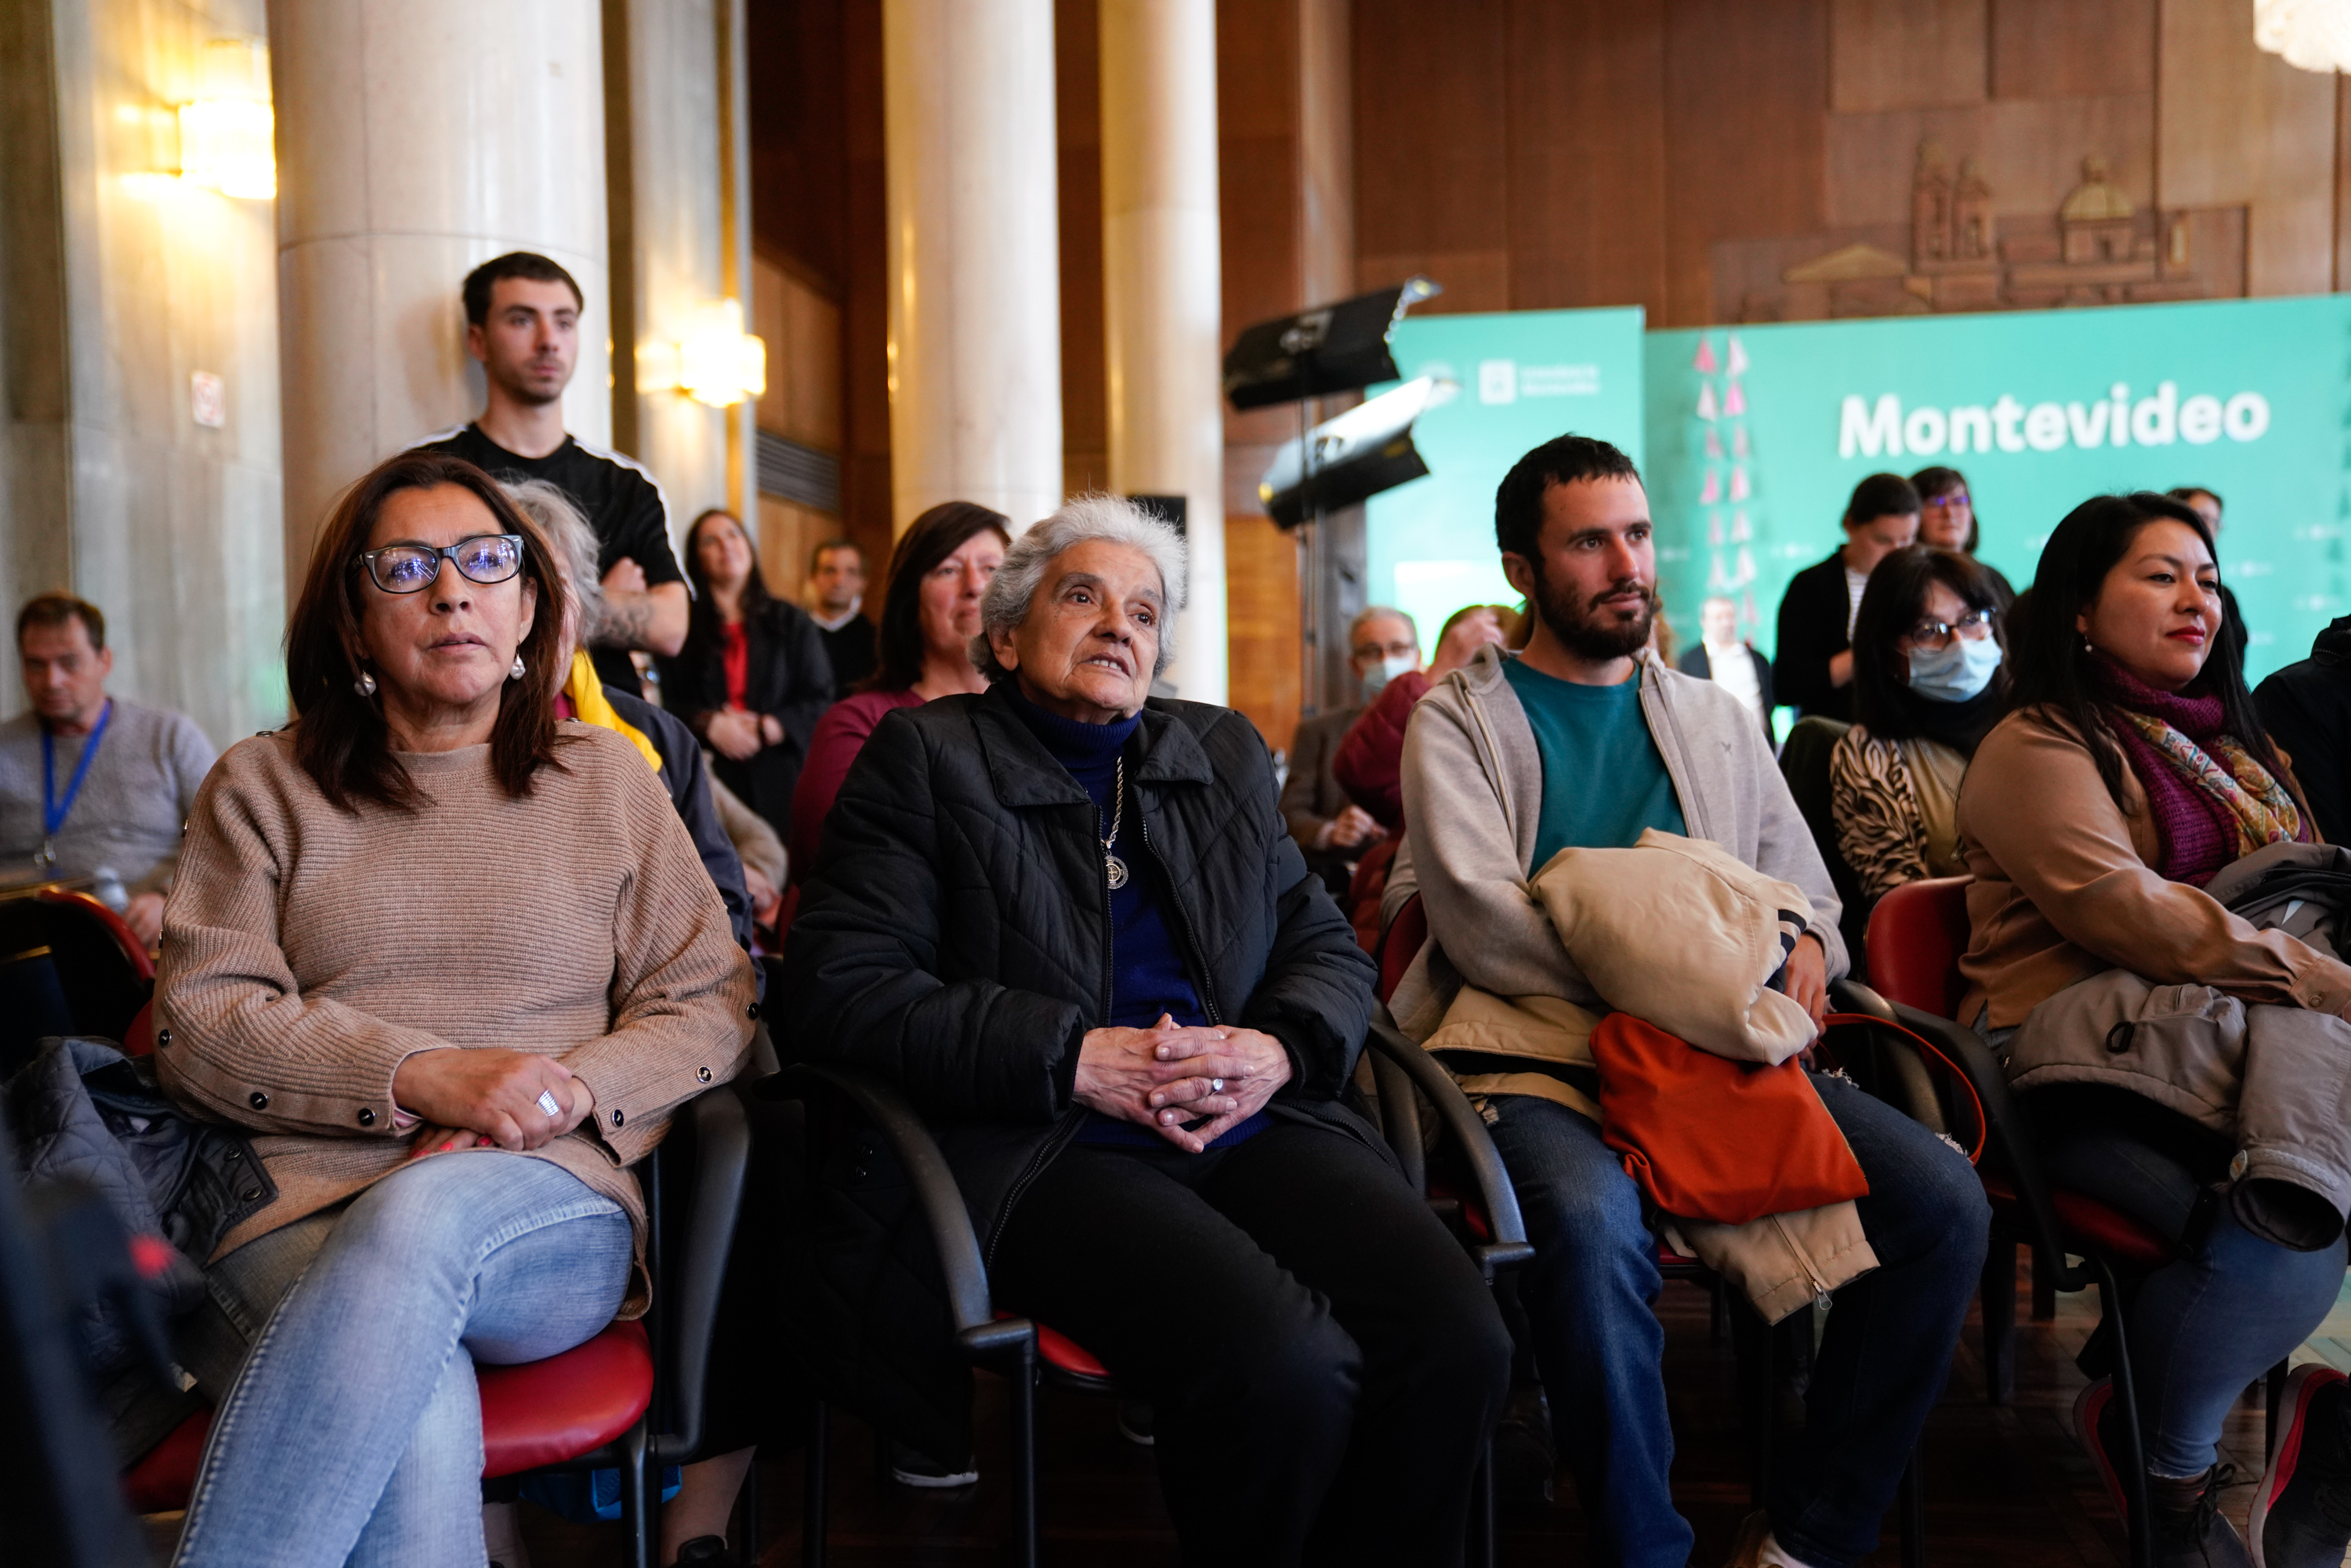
left=172, top=1153, right=633, bottom=1568
left=2032, top=1084, right=2349, bottom=1478
left=1487, top=1073, right=1988, bottom=1568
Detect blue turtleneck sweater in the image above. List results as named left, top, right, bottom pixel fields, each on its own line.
left=1002, top=683, right=1265, bottom=1150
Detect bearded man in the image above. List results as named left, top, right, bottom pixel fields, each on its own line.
left=1386, top=435, right=1987, bottom=1568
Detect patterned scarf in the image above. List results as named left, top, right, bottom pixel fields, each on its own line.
left=2091, top=656, right=2301, bottom=885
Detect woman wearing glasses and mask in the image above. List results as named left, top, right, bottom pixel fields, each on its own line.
left=1828, top=545, right=2009, bottom=904
left=152, top=451, right=755, bottom=1568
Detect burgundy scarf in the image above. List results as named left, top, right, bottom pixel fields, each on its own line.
left=2089, top=657, right=2278, bottom=885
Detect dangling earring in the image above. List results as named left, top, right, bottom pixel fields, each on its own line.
left=353, top=669, right=377, bottom=697
left=510, top=655, right=527, bottom=681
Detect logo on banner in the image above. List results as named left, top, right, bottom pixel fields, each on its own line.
left=1837, top=382, right=2272, bottom=459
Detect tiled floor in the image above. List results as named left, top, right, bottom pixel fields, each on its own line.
left=504, top=1254, right=2351, bottom=1566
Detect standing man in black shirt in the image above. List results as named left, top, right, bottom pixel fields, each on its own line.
left=803, top=538, right=877, bottom=697
left=413, top=252, right=687, bottom=694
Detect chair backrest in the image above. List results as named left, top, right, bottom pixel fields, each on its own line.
left=1864, top=875, right=1973, bottom=1018
left=0, top=889, right=154, bottom=1073
left=1376, top=893, right=1427, bottom=1006
left=1777, top=715, right=1871, bottom=971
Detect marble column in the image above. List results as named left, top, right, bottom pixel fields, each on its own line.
left=882, top=0, right=1063, bottom=535
left=1099, top=0, right=1225, bottom=701
left=270, top=0, right=612, bottom=580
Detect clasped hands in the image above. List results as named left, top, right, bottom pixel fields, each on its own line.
left=391, top=1048, right=596, bottom=1161
left=1073, top=1013, right=1291, bottom=1154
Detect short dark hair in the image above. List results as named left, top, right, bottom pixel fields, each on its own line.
left=864, top=502, right=1012, bottom=694
left=1844, top=473, right=1922, bottom=531
left=1494, top=435, right=1642, bottom=561
left=1910, top=465, right=1981, bottom=552
left=809, top=538, right=864, bottom=575
left=1850, top=545, right=2007, bottom=737
left=2167, top=485, right=2222, bottom=512
left=462, top=252, right=585, bottom=327
left=2005, top=491, right=2274, bottom=809
left=16, top=593, right=105, bottom=652
left=285, top=451, right=574, bottom=813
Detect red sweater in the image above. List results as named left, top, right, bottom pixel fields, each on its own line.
left=788, top=687, right=926, bottom=879
left=1331, top=670, right=1429, bottom=831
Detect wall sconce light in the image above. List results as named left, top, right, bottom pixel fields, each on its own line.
left=677, top=299, right=766, bottom=407
left=2254, top=0, right=2351, bottom=71
left=179, top=39, right=274, bottom=199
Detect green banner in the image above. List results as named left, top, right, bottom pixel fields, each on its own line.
left=1364, top=307, right=1646, bottom=656
left=1646, top=295, right=2351, bottom=684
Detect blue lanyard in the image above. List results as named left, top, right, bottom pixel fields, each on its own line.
left=42, top=699, right=110, bottom=840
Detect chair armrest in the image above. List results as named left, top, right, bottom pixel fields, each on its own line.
left=648, top=1086, right=751, bottom=1466
left=777, top=1063, right=1031, bottom=1360
left=1830, top=978, right=1894, bottom=1021
left=1362, top=1030, right=1426, bottom=1195
left=1363, top=1012, right=1534, bottom=1280
left=1884, top=1001, right=2092, bottom=1294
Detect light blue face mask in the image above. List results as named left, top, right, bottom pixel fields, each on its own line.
left=1361, top=653, right=1417, bottom=698
left=1907, top=633, right=2002, bottom=703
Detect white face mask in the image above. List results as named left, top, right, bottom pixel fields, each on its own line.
left=1906, top=633, right=2002, bottom=704
left=1362, top=652, right=1418, bottom=697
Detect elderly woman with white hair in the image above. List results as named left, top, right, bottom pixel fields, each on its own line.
left=782, top=495, right=1510, bottom=1566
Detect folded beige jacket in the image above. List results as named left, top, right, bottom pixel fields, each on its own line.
left=1422, top=830, right=1876, bottom=1323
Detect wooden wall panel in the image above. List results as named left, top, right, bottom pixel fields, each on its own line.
left=1223, top=513, right=1302, bottom=755
left=1823, top=92, right=2155, bottom=228
left=1351, top=0, right=1510, bottom=299
left=1219, top=0, right=1305, bottom=454
left=752, top=253, right=843, bottom=453
left=2157, top=0, right=2337, bottom=297
left=747, top=0, right=848, bottom=291
left=838, top=0, right=893, bottom=572
left=2338, top=74, right=2351, bottom=291
left=1829, top=0, right=1987, bottom=113
left=1990, top=0, right=2154, bottom=100
left=1503, top=0, right=1668, bottom=316
left=1662, top=0, right=1830, bottom=327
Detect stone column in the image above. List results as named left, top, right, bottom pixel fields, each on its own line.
left=270, top=0, right=612, bottom=579
left=1099, top=0, right=1226, bottom=701
left=882, top=0, right=1063, bottom=535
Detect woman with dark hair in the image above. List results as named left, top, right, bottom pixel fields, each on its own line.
left=1959, top=492, right=2351, bottom=1568
left=1908, top=465, right=2016, bottom=604
left=786, top=500, right=1010, bottom=878
left=1828, top=545, right=2006, bottom=901
left=1771, top=472, right=1921, bottom=722
left=657, top=507, right=835, bottom=842
left=153, top=451, right=754, bottom=1566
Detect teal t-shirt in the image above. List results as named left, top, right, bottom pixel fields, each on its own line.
left=1502, top=656, right=1687, bottom=868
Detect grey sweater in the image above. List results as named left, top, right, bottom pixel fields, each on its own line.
left=1390, top=643, right=1846, bottom=1034
left=0, top=700, right=216, bottom=893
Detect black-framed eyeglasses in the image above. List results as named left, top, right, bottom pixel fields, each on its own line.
left=1903, top=608, right=1995, bottom=650
left=353, top=534, right=525, bottom=594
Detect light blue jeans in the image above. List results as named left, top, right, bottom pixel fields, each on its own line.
left=171, top=1153, right=633, bottom=1568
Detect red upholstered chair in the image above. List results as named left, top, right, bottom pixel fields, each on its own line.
left=0, top=885, right=154, bottom=1072
left=1865, top=875, right=2287, bottom=1568
left=117, top=1082, right=750, bottom=1568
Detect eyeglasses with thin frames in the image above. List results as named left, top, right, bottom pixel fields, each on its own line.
left=353, top=534, right=526, bottom=595
left=1903, top=608, right=1995, bottom=650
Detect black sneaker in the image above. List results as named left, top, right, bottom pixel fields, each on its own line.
left=887, top=1438, right=980, bottom=1488
left=672, top=1537, right=729, bottom=1565
left=1493, top=1384, right=1556, bottom=1505
left=2077, top=1378, right=2252, bottom=1567
left=2252, top=1366, right=2351, bottom=1567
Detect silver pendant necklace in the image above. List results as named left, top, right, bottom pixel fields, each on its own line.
left=1101, top=757, right=1129, bottom=890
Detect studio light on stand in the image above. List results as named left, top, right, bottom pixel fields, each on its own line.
left=1222, top=276, right=1441, bottom=722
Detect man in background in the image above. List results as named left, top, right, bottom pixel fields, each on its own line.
left=805, top=538, right=876, bottom=697
left=1679, top=594, right=1775, bottom=744
left=1281, top=606, right=1411, bottom=894
left=413, top=251, right=686, bottom=695
left=0, top=595, right=215, bottom=947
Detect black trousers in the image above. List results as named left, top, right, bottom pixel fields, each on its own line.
left=991, top=1118, right=1512, bottom=1568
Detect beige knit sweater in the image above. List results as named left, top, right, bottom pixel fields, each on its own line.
left=155, top=724, right=757, bottom=1315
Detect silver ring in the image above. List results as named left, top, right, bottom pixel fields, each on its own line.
left=536, top=1090, right=562, bottom=1117
left=1211, top=1077, right=1224, bottom=1094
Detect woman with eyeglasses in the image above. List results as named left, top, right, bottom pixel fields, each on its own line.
left=1909, top=465, right=2016, bottom=606
left=151, top=451, right=755, bottom=1567
left=1828, top=545, right=2008, bottom=904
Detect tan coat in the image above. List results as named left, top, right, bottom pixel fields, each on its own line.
left=155, top=726, right=758, bottom=1316
left=1955, top=706, right=2351, bottom=1030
